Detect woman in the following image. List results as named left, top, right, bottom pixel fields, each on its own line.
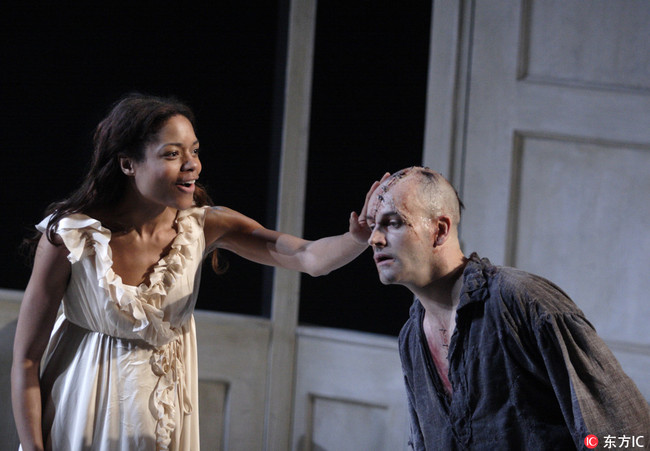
left=11, top=94, right=379, bottom=450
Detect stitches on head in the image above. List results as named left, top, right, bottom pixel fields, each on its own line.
left=370, top=167, right=413, bottom=219
left=379, top=166, right=464, bottom=226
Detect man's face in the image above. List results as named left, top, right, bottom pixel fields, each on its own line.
left=366, top=178, right=437, bottom=288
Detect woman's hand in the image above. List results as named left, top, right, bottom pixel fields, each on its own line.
left=349, top=173, right=390, bottom=244
left=204, top=173, right=392, bottom=276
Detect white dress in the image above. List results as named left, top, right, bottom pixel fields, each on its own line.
left=31, top=207, right=208, bottom=451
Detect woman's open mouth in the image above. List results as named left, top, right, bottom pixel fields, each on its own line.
left=176, top=179, right=196, bottom=192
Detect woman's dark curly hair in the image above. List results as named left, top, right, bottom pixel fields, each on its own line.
left=25, top=93, right=223, bottom=273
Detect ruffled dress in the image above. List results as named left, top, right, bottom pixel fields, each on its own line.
left=32, top=207, right=209, bottom=451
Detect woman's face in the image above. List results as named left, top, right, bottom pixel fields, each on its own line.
left=128, top=114, right=202, bottom=211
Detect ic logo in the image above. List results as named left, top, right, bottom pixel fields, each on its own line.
left=584, top=434, right=598, bottom=449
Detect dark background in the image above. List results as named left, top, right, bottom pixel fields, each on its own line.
left=1, top=2, right=431, bottom=336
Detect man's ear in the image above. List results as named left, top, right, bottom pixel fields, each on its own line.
left=433, top=216, right=452, bottom=247
left=119, top=156, right=135, bottom=176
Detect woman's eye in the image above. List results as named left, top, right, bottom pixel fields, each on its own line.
left=193, top=148, right=200, bottom=155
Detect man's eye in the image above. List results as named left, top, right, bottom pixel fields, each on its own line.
left=389, top=220, right=401, bottom=228
left=193, top=148, right=200, bottom=155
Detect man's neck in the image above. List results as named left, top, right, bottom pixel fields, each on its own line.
left=412, top=254, right=467, bottom=318
left=418, top=265, right=465, bottom=397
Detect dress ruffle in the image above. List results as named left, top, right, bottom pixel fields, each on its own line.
left=37, top=208, right=204, bottom=450
left=38, top=209, right=203, bottom=346
left=151, top=336, right=192, bottom=450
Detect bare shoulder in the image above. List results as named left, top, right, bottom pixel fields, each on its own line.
left=27, top=233, right=71, bottom=298
left=37, top=232, right=68, bottom=260
left=203, top=206, right=264, bottom=247
left=204, top=206, right=248, bottom=231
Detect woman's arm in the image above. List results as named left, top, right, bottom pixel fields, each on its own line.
left=11, top=235, right=70, bottom=451
left=204, top=177, right=385, bottom=276
left=205, top=208, right=366, bottom=276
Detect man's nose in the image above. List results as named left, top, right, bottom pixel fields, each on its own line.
left=368, top=227, right=386, bottom=247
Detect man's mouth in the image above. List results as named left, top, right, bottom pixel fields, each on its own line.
left=374, top=253, right=393, bottom=265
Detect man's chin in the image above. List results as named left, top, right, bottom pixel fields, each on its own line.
left=377, top=272, right=397, bottom=286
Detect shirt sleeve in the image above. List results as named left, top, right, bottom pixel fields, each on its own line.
left=534, top=310, right=650, bottom=441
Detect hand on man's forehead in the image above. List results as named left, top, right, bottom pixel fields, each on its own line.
left=369, top=175, right=411, bottom=219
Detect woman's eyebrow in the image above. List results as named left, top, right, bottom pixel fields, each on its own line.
left=156, top=140, right=200, bottom=150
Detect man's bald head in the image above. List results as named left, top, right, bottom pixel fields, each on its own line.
left=374, top=167, right=464, bottom=228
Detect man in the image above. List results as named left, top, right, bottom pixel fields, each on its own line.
left=364, top=166, right=650, bottom=450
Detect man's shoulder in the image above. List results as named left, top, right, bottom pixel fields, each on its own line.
left=465, top=253, right=581, bottom=318
left=464, top=252, right=535, bottom=287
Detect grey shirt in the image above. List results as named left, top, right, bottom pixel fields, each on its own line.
left=399, top=253, right=650, bottom=450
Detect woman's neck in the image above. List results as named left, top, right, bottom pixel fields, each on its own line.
left=93, top=199, right=177, bottom=236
